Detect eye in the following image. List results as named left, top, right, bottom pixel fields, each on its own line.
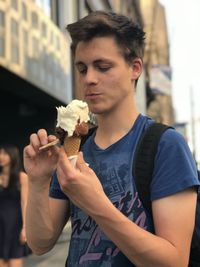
left=76, top=64, right=87, bottom=74
left=79, top=68, right=87, bottom=74
left=97, top=65, right=111, bottom=72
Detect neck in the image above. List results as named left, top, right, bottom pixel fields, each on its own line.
left=3, top=165, right=10, bottom=174
left=95, top=97, right=139, bottom=148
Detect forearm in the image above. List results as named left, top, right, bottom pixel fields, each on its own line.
left=88, top=195, right=182, bottom=267
left=21, top=199, right=27, bottom=230
left=26, top=179, right=57, bottom=254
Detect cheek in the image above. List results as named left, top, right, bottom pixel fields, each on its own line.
left=106, top=75, right=129, bottom=95
left=3, top=156, right=10, bottom=165
left=103, top=73, right=120, bottom=88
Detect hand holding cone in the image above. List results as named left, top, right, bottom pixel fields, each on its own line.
left=39, top=100, right=90, bottom=167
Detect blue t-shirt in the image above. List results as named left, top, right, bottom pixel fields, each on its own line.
left=49, top=114, right=199, bottom=267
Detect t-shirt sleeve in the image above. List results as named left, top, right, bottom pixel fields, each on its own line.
left=49, top=171, right=68, bottom=200
left=151, top=128, right=200, bottom=201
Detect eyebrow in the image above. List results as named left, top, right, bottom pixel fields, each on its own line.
left=75, top=58, right=114, bottom=66
left=75, top=61, right=84, bottom=66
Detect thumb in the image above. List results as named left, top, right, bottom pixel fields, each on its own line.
left=76, top=152, right=89, bottom=171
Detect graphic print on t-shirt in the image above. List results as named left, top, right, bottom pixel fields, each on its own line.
left=68, top=147, right=149, bottom=266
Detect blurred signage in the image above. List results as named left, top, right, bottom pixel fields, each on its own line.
left=0, top=0, right=72, bottom=104
left=150, top=65, right=172, bottom=95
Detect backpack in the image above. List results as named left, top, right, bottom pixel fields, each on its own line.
left=133, top=122, right=200, bottom=267
left=81, top=122, right=200, bottom=266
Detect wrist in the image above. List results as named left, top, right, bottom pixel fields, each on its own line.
left=28, top=178, right=51, bottom=195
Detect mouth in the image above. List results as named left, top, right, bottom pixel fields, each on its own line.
left=85, top=92, right=101, bottom=100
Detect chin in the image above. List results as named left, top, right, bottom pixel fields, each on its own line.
left=88, top=102, right=110, bottom=115
left=88, top=104, right=101, bottom=114
left=90, top=109, right=101, bottom=115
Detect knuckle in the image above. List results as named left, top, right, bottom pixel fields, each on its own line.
left=37, top=128, right=47, bottom=135
left=60, top=179, right=68, bottom=191
left=24, top=145, right=35, bottom=158
left=30, top=133, right=37, bottom=140
left=67, top=171, right=75, bottom=181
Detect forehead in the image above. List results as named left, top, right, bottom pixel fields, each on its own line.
left=74, top=36, right=123, bottom=62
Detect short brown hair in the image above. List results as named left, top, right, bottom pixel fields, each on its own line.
left=66, top=11, right=145, bottom=64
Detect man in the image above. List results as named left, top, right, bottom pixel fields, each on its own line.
left=24, top=11, right=199, bottom=267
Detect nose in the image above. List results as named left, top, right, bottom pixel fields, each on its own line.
left=84, top=67, right=98, bottom=85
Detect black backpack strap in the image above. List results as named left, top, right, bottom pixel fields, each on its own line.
left=133, top=122, right=173, bottom=215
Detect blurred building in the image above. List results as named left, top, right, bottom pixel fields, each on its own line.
left=0, top=0, right=72, bottom=153
left=0, top=0, right=171, bottom=152
left=139, top=0, right=174, bottom=125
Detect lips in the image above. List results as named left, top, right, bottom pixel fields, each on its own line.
left=85, top=92, right=102, bottom=100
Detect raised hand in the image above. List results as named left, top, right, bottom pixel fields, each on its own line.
left=56, top=148, right=105, bottom=213
left=23, top=129, right=60, bottom=184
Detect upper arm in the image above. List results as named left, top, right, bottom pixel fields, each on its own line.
left=152, top=188, right=197, bottom=266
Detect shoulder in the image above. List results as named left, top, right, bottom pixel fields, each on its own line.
left=156, top=126, right=197, bottom=168
left=161, top=127, right=186, bottom=143
left=157, top=127, right=191, bottom=154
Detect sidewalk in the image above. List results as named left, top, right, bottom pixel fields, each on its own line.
left=24, top=222, right=71, bottom=267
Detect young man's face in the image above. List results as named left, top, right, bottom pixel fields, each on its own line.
left=74, top=36, right=141, bottom=115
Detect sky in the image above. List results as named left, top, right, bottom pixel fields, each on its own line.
left=159, top=0, right=200, bottom=165
left=159, top=0, right=200, bottom=123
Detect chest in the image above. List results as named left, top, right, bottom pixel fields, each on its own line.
left=84, top=135, right=137, bottom=203
left=0, top=172, right=9, bottom=188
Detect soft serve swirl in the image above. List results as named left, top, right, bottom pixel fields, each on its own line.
left=56, top=100, right=90, bottom=137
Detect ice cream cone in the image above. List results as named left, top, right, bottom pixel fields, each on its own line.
left=63, top=135, right=81, bottom=157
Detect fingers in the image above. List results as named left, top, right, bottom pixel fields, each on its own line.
left=30, top=129, right=48, bottom=149
left=57, top=148, right=75, bottom=186
left=23, top=144, right=37, bottom=158
left=29, top=129, right=57, bottom=150
left=76, top=152, right=89, bottom=172
left=24, top=129, right=58, bottom=158
left=58, top=148, right=74, bottom=172
left=57, top=150, right=90, bottom=186
left=20, top=234, right=27, bottom=244
left=57, top=149, right=88, bottom=179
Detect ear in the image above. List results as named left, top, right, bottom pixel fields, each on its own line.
left=130, top=58, right=143, bottom=81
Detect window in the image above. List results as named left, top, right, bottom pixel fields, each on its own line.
left=11, top=44, right=19, bottom=63
left=32, top=12, right=38, bottom=29
left=32, top=37, right=39, bottom=57
left=42, top=22, right=47, bottom=37
left=50, top=31, right=54, bottom=44
left=23, top=30, right=28, bottom=47
left=0, top=37, right=5, bottom=57
left=11, top=0, right=18, bottom=10
left=0, top=10, right=5, bottom=27
left=11, top=19, right=19, bottom=63
left=11, top=19, right=18, bottom=36
left=22, top=2, right=27, bottom=21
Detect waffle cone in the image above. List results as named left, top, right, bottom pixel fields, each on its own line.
left=63, top=135, right=81, bottom=157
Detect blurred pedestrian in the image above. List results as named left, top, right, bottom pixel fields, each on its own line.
left=0, top=144, right=30, bottom=267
